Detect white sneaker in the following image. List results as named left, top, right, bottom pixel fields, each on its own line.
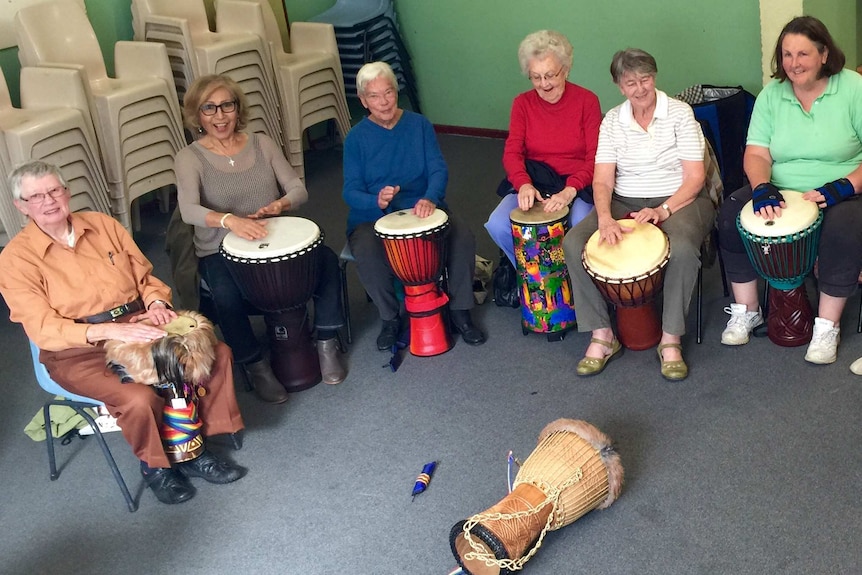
left=720, top=303, right=764, bottom=345
left=804, top=317, right=840, bottom=364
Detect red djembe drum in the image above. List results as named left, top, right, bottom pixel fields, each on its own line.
left=449, top=419, right=624, bottom=575
left=374, top=208, right=453, bottom=357
left=581, top=219, right=670, bottom=350
left=220, top=216, right=323, bottom=391
left=737, top=191, right=822, bottom=347
left=104, top=311, right=218, bottom=463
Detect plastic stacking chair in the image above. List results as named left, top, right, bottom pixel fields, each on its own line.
left=214, top=1, right=349, bottom=181
left=15, top=0, right=184, bottom=232
left=29, top=341, right=137, bottom=512
left=0, top=67, right=112, bottom=243
left=311, top=0, right=421, bottom=113
left=132, top=0, right=284, bottom=150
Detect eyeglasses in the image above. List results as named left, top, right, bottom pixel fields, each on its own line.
left=528, top=67, right=565, bottom=83
left=200, top=101, right=238, bottom=116
left=20, top=186, right=67, bottom=204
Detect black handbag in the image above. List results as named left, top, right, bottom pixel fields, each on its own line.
left=492, top=255, right=520, bottom=308
left=496, top=159, right=593, bottom=204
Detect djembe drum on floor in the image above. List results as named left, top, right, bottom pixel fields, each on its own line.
left=449, top=419, right=624, bottom=575
left=737, top=192, right=822, bottom=347
left=510, top=204, right=576, bottom=341
left=374, top=208, right=453, bottom=357
left=220, top=216, right=323, bottom=391
left=582, top=219, right=670, bottom=350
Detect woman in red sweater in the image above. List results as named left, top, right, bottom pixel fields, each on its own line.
left=485, top=30, right=602, bottom=271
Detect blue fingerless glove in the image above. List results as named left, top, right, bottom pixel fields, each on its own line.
left=816, top=178, right=855, bottom=207
left=751, top=182, right=784, bottom=212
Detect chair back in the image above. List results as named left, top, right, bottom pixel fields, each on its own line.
left=29, top=341, right=104, bottom=405
left=15, top=0, right=109, bottom=83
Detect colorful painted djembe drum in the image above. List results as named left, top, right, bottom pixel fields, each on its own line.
left=374, top=208, right=453, bottom=357
left=449, top=419, right=624, bottom=575
left=104, top=311, right=218, bottom=463
left=582, top=220, right=670, bottom=350
left=737, top=191, right=822, bottom=347
left=510, top=204, right=576, bottom=341
left=221, top=216, right=323, bottom=391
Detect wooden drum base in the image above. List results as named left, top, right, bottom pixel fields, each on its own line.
left=615, top=304, right=661, bottom=351
left=266, top=307, right=321, bottom=392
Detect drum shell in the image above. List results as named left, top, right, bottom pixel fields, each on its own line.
left=510, top=207, right=575, bottom=334
left=376, top=223, right=449, bottom=286
left=156, top=383, right=204, bottom=463
left=220, top=233, right=323, bottom=313
left=736, top=210, right=823, bottom=291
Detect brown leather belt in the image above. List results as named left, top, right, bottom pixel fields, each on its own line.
left=75, top=298, right=145, bottom=324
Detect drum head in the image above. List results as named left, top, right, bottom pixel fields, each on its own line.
left=373, top=208, right=449, bottom=237
left=221, top=216, right=321, bottom=259
left=583, top=219, right=669, bottom=280
left=739, top=191, right=818, bottom=236
left=509, top=203, right=569, bottom=225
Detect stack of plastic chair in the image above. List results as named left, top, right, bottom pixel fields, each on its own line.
left=15, top=0, right=184, bottom=232
left=215, top=0, right=350, bottom=181
left=311, top=0, right=421, bottom=113
left=131, top=0, right=284, bottom=150
left=0, top=67, right=112, bottom=244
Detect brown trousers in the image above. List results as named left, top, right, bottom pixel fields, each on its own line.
left=40, top=342, right=244, bottom=468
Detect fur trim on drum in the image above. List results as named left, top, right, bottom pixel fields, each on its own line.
left=538, top=418, right=624, bottom=510
left=104, top=310, right=218, bottom=386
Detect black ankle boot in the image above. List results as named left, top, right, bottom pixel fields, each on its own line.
left=451, top=310, right=486, bottom=345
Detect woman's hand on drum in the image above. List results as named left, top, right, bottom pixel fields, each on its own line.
left=543, top=187, right=576, bottom=213
left=597, top=216, right=630, bottom=245
left=754, top=202, right=785, bottom=221
left=413, top=198, right=436, bottom=218
left=250, top=198, right=287, bottom=219
left=377, top=185, right=400, bottom=209
left=225, top=215, right=269, bottom=241
left=517, top=183, right=542, bottom=211
left=802, top=190, right=828, bottom=209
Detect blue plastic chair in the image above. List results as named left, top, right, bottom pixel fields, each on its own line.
left=29, top=341, right=138, bottom=512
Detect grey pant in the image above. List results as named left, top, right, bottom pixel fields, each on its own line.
left=348, top=212, right=476, bottom=321
left=562, top=190, right=715, bottom=336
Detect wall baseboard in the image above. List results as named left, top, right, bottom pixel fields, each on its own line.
left=433, top=124, right=507, bottom=140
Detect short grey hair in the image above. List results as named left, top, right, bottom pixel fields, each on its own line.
left=8, top=160, right=67, bottom=201
left=610, top=48, right=658, bottom=84
left=517, top=30, right=573, bottom=76
left=356, top=62, right=398, bottom=97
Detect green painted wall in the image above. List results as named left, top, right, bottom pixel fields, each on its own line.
left=803, top=0, right=857, bottom=67
left=288, top=0, right=764, bottom=128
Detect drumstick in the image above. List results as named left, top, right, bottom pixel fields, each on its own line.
left=411, top=461, right=437, bottom=501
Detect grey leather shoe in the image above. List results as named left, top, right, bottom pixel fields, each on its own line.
left=244, top=359, right=289, bottom=404
left=317, top=338, right=346, bottom=385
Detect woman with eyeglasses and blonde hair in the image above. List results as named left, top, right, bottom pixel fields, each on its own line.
left=485, top=30, right=602, bottom=274
left=174, top=74, right=346, bottom=403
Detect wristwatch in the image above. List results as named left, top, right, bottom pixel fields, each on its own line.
left=661, top=203, right=673, bottom=217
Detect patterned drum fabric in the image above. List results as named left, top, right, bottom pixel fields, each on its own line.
left=510, top=205, right=575, bottom=337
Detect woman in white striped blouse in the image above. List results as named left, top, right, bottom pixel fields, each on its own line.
left=562, top=48, right=715, bottom=381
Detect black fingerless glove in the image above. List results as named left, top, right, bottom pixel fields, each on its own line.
left=816, top=178, right=855, bottom=207
left=751, top=182, right=784, bottom=212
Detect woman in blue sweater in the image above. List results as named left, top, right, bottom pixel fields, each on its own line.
left=343, top=62, right=485, bottom=350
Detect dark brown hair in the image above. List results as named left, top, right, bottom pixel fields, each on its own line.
left=772, top=16, right=845, bottom=81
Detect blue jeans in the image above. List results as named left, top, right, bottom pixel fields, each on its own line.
left=485, top=194, right=594, bottom=266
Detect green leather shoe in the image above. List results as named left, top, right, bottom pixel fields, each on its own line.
left=657, top=343, right=688, bottom=381
left=576, top=337, right=623, bottom=376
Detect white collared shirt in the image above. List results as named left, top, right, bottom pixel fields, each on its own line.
left=596, top=89, right=704, bottom=198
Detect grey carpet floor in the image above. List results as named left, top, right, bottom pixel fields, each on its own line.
left=1, top=134, right=861, bottom=575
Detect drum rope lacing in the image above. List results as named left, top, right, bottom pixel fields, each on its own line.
left=460, top=468, right=584, bottom=571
